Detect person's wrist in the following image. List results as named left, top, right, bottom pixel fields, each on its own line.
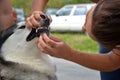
left=64, top=48, right=76, bottom=61
left=30, top=10, right=44, bottom=16
left=91, top=0, right=99, bottom=3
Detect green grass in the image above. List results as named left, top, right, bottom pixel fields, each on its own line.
left=51, top=32, right=98, bottom=53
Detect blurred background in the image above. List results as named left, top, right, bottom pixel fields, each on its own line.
left=12, top=0, right=92, bottom=14
left=12, top=0, right=95, bottom=33
left=11, top=0, right=100, bottom=80
left=12, top=0, right=98, bottom=53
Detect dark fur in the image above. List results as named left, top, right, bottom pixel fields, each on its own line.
left=0, top=24, right=17, bottom=49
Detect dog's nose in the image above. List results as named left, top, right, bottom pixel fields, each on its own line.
left=40, top=14, right=51, bottom=27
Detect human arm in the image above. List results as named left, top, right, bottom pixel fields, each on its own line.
left=26, top=0, right=49, bottom=28
left=38, top=33, right=120, bottom=72
left=0, top=0, right=14, bottom=30
left=31, top=0, right=49, bottom=12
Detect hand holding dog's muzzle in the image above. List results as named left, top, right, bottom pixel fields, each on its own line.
left=37, top=14, right=51, bottom=37
left=26, top=14, right=51, bottom=41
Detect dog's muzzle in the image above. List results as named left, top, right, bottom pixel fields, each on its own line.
left=26, top=14, right=51, bottom=41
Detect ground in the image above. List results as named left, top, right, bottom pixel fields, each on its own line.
left=53, top=57, right=100, bottom=80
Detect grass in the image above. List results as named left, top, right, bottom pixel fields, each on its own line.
left=51, top=32, right=98, bottom=53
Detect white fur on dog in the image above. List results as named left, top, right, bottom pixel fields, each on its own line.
left=1, top=22, right=56, bottom=80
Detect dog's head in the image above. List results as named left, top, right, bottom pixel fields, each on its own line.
left=0, top=17, right=56, bottom=80
left=0, top=14, right=51, bottom=49
left=22, top=14, right=51, bottom=42
left=26, top=14, right=51, bottom=41
left=0, top=15, right=51, bottom=61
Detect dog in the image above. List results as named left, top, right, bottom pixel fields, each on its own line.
left=0, top=15, right=57, bottom=80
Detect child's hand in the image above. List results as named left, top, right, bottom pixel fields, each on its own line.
left=26, top=11, right=52, bottom=29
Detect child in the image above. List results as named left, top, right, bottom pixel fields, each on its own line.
left=27, top=0, right=120, bottom=74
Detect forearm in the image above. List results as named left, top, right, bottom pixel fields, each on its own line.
left=66, top=49, right=120, bottom=72
left=0, top=0, right=14, bottom=30
left=31, top=0, right=49, bottom=13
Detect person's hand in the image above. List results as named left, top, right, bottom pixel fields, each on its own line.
left=26, top=11, right=52, bottom=29
left=38, top=33, right=73, bottom=59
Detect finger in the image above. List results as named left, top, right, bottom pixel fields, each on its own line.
left=39, top=36, right=53, bottom=53
left=26, top=11, right=45, bottom=28
left=33, top=13, right=42, bottom=21
left=38, top=36, right=54, bottom=56
left=26, top=18, right=34, bottom=29
left=43, top=34, right=57, bottom=48
left=29, top=15, right=40, bottom=28
left=33, top=11, right=44, bottom=20
left=38, top=42, right=54, bottom=56
left=38, top=42, right=45, bottom=53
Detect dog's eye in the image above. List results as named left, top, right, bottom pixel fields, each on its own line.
left=18, top=26, right=25, bottom=29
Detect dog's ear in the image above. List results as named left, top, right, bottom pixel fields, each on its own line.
left=26, top=28, right=37, bottom=41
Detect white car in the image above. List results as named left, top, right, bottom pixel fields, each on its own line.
left=50, top=3, right=96, bottom=32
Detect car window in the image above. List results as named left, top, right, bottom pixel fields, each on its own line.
left=45, top=8, right=58, bottom=15
left=73, top=6, right=87, bottom=15
left=57, top=6, right=73, bottom=16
